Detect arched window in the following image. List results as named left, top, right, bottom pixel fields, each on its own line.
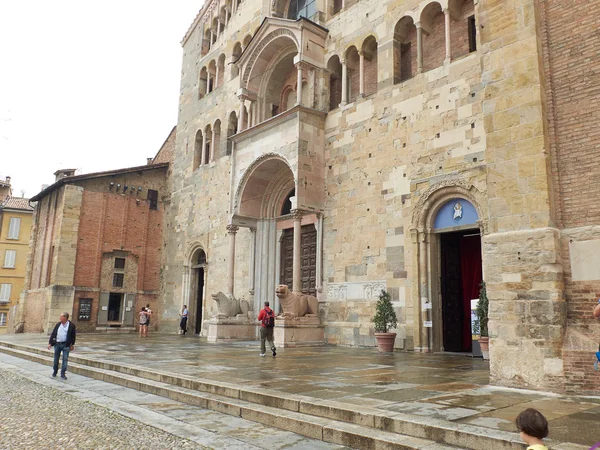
left=287, top=0, right=317, bottom=20
left=193, top=130, right=203, bottom=170
left=204, top=125, right=212, bottom=164
left=226, top=111, right=238, bottom=154
left=213, top=120, right=221, bottom=160
left=208, top=60, right=216, bottom=93
left=199, top=67, right=208, bottom=98
left=231, top=42, right=242, bottom=78
left=393, top=17, right=417, bottom=83
left=421, top=2, right=445, bottom=72
left=448, top=0, right=476, bottom=59
left=327, top=55, right=342, bottom=110
left=197, top=249, right=207, bottom=265
left=361, top=36, right=378, bottom=97
left=345, top=46, right=359, bottom=103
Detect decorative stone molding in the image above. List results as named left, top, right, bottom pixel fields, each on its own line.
left=226, top=224, right=239, bottom=234
left=233, top=152, right=294, bottom=215
left=326, top=281, right=386, bottom=302
left=411, top=179, right=486, bottom=232
left=242, top=29, right=299, bottom=87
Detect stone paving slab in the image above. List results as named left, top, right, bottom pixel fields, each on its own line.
left=0, top=351, right=351, bottom=450
left=1, top=333, right=598, bottom=447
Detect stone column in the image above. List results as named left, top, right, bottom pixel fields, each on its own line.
left=238, top=98, right=245, bottom=131
left=296, top=63, right=303, bottom=105
left=249, top=228, right=256, bottom=295
left=248, top=101, right=253, bottom=128
left=291, top=210, right=303, bottom=292
left=210, top=29, right=215, bottom=49
left=416, top=22, right=423, bottom=74
left=359, top=51, right=365, bottom=97
left=201, top=132, right=207, bottom=166
left=444, top=9, right=451, bottom=63
left=210, top=127, right=217, bottom=162
left=226, top=225, right=239, bottom=296
left=215, top=63, right=220, bottom=89
left=225, top=8, right=230, bottom=26
left=340, top=59, right=348, bottom=106
left=418, top=230, right=430, bottom=351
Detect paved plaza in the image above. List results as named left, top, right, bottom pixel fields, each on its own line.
left=1, top=333, right=599, bottom=448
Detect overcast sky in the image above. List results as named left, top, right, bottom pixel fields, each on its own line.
left=0, top=1, right=203, bottom=198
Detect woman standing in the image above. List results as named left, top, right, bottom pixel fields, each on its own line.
left=139, top=307, right=149, bottom=337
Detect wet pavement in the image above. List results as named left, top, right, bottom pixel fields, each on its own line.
left=2, top=333, right=599, bottom=447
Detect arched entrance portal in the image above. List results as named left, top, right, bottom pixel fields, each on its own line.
left=189, top=248, right=207, bottom=334
left=411, top=183, right=487, bottom=353
left=233, top=154, right=321, bottom=314
left=433, top=199, right=482, bottom=353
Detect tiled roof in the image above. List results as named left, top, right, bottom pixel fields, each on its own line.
left=0, top=197, right=34, bottom=211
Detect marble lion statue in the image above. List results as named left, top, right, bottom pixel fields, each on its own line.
left=211, top=292, right=252, bottom=318
left=275, top=285, right=318, bottom=318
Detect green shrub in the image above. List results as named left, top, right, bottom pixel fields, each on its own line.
left=476, top=281, right=489, bottom=337
left=373, top=290, right=398, bottom=333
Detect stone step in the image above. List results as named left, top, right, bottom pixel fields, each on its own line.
left=0, top=341, right=526, bottom=450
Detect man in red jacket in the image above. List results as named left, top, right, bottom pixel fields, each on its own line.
left=257, top=301, right=276, bottom=357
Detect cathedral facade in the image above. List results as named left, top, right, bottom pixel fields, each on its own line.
left=162, top=0, right=600, bottom=394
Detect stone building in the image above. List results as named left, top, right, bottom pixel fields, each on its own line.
left=0, top=196, right=34, bottom=333
left=17, top=140, right=171, bottom=333
left=0, top=177, right=12, bottom=204
left=160, top=0, right=600, bottom=395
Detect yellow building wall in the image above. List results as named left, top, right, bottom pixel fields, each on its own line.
left=0, top=209, right=33, bottom=333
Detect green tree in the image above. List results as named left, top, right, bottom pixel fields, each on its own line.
left=373, top=290, right=398, bottom=333
left=476, top=281, right=489, bottom=337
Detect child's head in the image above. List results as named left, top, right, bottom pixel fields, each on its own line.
left=516, top=408, right=549, bottom=442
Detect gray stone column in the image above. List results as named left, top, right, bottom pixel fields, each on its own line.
left=201, top=132, right=207, bottom=166
left=291, top=210, right=303, bottom=292
left=359, top=51, right=365, bottom=96
left=249, top=228, right=256, bottom=295
left=340, top=59, right=348, bottom=106
left=210, top=127, right=216, bottom=162
left=238, top=98, right=245, bottom=131
left=227, top=225, right=239, bottom=296
left=296, top=64, right=303, bottom=105
left=416, top=22, right=423, bottom=74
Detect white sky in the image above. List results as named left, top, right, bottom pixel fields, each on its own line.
left=0, top=1, right=204, bottom=198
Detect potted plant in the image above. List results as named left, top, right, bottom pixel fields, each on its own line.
left=373, top=290, right=398, bottom=352
left=476, top=281, right=490, bottom=360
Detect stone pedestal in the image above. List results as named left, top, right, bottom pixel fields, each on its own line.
left=274, top=316, right=325, bottom=348
left=207, top=317, right=258, bottom=342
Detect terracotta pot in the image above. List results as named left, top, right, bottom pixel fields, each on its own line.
left=479, top=336, right=490, bottom=360
left=374, top=332, right=397, bottom=352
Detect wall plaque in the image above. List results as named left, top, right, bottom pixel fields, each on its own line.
left=78, top=298, right=92, bottom=321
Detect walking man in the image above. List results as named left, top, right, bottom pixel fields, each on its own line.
left=48, top=312, right=76, bottom=380
left=257, top=301, right=276, bottom=357
left=180, top=305, right=188, bottom=335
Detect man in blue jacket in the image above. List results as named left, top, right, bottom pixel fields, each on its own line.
left=47, top=312, right=76, bottom=380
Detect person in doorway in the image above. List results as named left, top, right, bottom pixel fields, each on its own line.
left=257, top=301, right=276, bottom=357
left=139, top=307, right=149, bottom=337
left=47, top=312, right=76, bottom=380
left=515, top=408, right=549, bottom=450
left=180, top=305, right=188, bottom=335
left=145, top=303, right=152, bottom=335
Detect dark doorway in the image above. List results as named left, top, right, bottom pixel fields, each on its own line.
left=195, top=268, right=205, bottom=334
left=108, top=293, right=122, bottom=322
left=440, top=230, right=482, bottom=352
left=280, top=225, right=317, bottom=296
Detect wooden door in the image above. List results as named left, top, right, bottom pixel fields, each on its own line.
left=280, top=225, right=316, bottom=295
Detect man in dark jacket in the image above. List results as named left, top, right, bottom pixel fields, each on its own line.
left=47, top=312, right=76, bottom=380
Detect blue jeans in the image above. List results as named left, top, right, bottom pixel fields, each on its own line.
left=53, top=342, right=70, bottom=376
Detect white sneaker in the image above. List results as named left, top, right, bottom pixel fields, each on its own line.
left=260, top=353, right=266, bottom=357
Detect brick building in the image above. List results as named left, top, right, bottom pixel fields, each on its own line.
left=0, top=196, right=34, bottom=333
left=156, top=0, right=600, bottom=395
left=17, top=140, right=171, bottom=333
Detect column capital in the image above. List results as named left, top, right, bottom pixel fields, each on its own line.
left=226, top=224, right=239, bottom=234
left=290, top=209, right=304, bottom=221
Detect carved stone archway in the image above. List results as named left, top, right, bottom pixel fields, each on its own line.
left=410, top=181, right=487, bottom=352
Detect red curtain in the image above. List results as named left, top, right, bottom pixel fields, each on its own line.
left=460, top=235, right=482, bottom=352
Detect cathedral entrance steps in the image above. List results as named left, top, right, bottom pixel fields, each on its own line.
left=0, top=340, right=531, bottom=450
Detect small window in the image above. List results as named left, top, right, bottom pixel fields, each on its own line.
left=3, top=250, right=16, bottom=268
left=0, top=312, right=6, bottom=326
left=0, top=284, right=11, bottom=303
left=468, top=16, right=477, bottom=53
left=148, top=190, right=158, bottom=210
left=281, top=189, right=295, bottom=216
left=7, top=217, right=21, bottom=239
left=113, top=273, right=124, bottom=287
left=114, top=258, right=125, bottom=269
